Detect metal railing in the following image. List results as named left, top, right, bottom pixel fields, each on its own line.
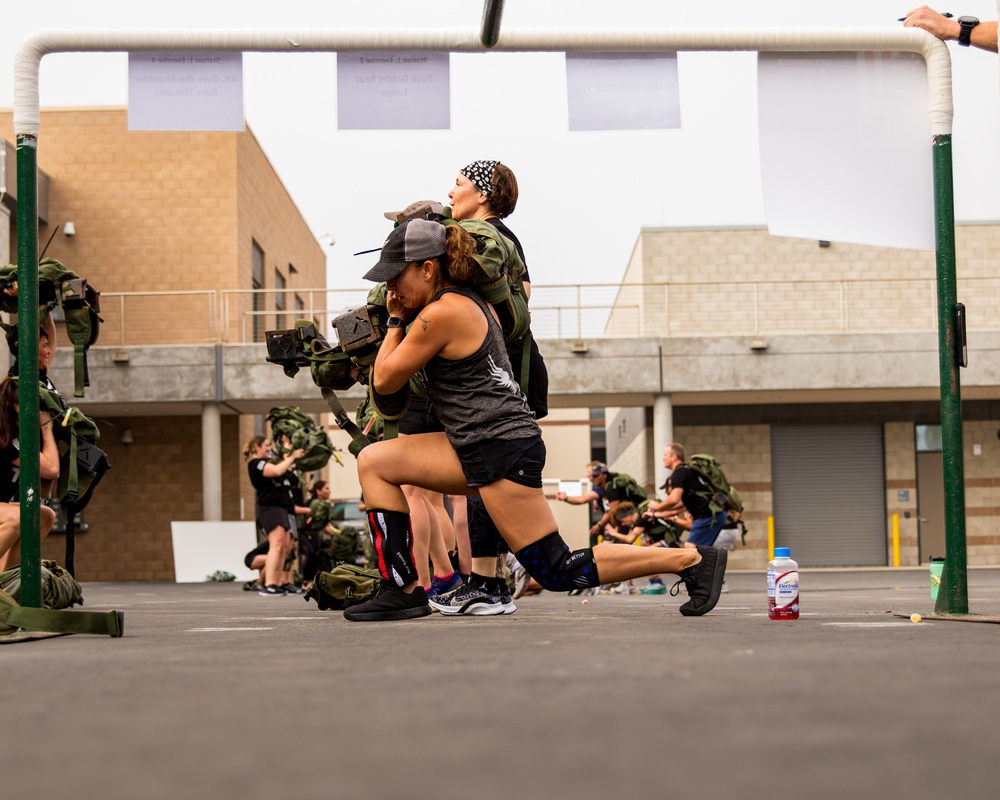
left=80, top=276, right=1000, bottom=349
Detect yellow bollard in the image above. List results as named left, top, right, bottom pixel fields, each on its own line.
left=892, top=514, right=900, bottom=567
left=767, top=515, right=775, bottom=561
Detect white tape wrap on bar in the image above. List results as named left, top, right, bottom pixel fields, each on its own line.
left=14, top=26, right=952, bottom=137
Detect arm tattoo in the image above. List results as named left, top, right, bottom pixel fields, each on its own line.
left=418, top=314, right=429, bottom=331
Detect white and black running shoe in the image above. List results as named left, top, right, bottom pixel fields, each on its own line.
left=429, top=582, right=515, bottom=616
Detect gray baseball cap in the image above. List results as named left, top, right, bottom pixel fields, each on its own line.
left=363, top=218, right=447, bottom=282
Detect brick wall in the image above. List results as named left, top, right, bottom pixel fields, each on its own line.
left=41, top=414, right=243, bottom=581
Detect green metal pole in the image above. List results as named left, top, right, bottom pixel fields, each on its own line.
left=15, top=133, right=42, bottom=609
left=931, top=133, right=969, bottom=616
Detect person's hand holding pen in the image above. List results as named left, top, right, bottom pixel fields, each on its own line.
left=899, top=8, right=956, bottom=36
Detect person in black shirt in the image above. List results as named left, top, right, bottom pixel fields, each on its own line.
left=243, top=435, right=304, bottom=597
left=648, top=444, right=728, bottom=548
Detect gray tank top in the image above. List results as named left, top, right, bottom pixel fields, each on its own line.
left=419, top=288, right=539, bottom=449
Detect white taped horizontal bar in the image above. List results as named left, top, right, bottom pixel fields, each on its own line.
left=13, top=26, right=952, bottom=136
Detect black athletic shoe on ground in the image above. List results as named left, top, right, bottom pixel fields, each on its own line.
left=343, top=582, right=431, bottom=622
left=259, top=584, right=287, bottom=597
left=672, top=545, right=728, bottom=616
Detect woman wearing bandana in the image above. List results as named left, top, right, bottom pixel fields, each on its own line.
left=342, top=217, right=728, bottom=622
left=429, top=160, right=551, bottom=614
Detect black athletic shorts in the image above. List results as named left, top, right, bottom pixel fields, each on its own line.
left=257, top=505, right=292, bottom=537
left=455, top=435, right=545, bottom=489
left=244, top=539, right=269, bottom=569
left=398, top=395, right=446, bottom=435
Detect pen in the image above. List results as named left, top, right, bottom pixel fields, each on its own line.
left=899, top=12, right=953, bottom=21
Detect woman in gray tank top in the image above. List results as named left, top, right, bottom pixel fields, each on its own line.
left=343, top=218, right=727, bottom=622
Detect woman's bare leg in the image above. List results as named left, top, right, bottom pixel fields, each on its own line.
left=477, top=480, right=702, bottom=583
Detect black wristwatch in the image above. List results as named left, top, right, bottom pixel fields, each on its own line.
left=386, top=316, right=405, bottom=329
left=958, top=16, right=980, bottom=46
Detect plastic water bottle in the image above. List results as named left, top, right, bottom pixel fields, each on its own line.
left=767, top=547, right=799, bottom=620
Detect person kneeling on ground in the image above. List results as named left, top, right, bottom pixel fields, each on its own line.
left=343, top=218, right=727, bottom=622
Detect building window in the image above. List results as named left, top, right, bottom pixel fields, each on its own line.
left=252, top=240, right=264, bottom=342
left=275, top=269, right=286, bottom=329
left=915, top=424, right=942, bottom=452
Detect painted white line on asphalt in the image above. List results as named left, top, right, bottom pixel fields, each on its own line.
left=187, top=627, right=273, bottom=632
left=822, top=622, right=927, bottom=628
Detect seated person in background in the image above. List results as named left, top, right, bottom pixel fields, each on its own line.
left=0, top=375, right=60, bottom=572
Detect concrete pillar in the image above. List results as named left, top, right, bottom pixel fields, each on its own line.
left=202, top=402, right=222, bottom=521
left=653, top=394, right=674, bottom=493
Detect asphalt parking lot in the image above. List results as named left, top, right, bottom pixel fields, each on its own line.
left=6, top=566, right=1000, bottom=800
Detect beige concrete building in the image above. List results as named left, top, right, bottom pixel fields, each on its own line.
left=600, top=226, right=1000, bottom=571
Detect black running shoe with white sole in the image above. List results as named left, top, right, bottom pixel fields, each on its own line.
left=343, top=582, right=431, bottom=622
left=429, top=582, right=514, bottom=616
left=672, top=545, right=728, bottom=616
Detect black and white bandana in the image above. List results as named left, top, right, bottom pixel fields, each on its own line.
left=460, top=160, right=499, bottom=196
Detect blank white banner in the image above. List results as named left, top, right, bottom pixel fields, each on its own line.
left=758, top=52, right=934, bottom=251
left=566, top=52, right=680, bottom=131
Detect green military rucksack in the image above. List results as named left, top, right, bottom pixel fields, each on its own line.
left=688, top=454, right=744, bottom=521
left=608, top=473, right=649, bottom=512
left=305, top=563, right=382, bottom=611
left=0, top=258, right=103, bottom=398
left=0, top=560, right=84, bottom=610
left=266, top=406, right=336, bottom=473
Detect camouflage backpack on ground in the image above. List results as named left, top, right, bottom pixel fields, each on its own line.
left=305, top=563, right=382, bottom=611
left=0, top=560, right=84, bottom=609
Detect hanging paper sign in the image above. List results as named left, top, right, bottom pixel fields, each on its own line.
left=337, top=51, right=450, bottom=130
left=127, top=51, right=244, bottom=132
left=758, top=52, right=934, bottom=250
left=566, top=52, right=681, bottom=131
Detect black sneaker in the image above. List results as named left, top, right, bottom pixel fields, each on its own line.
left=343, top=582, right=431, bottom=622
left=671, top=546, right=728, bottom=616
left=281, top=583, right=304, bottom=595
left=258, top=584, right=287, bottom=597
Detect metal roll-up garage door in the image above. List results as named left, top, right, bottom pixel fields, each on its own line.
left=771, top=425, right=887, bottom=567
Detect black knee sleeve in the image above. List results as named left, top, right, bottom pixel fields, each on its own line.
left=515, top=532, right=599, bottom=592
left=367, top=509, right=418, bottom=587
left=467, top=496, right=509, bottom=558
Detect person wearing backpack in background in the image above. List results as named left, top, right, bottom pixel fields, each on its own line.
left=647, top=444, right=731, bottom=592
left=648, top=444, right=728, bottom=548
left=584, top=463, right=648, bottom=546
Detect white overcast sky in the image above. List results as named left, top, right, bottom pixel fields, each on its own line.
left=2, top=0, right=1000, bottom=291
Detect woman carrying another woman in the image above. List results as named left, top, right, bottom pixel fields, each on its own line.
left=344, top=217, right=727, bottom=621
left=243, top=435, right=304, bottom=597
